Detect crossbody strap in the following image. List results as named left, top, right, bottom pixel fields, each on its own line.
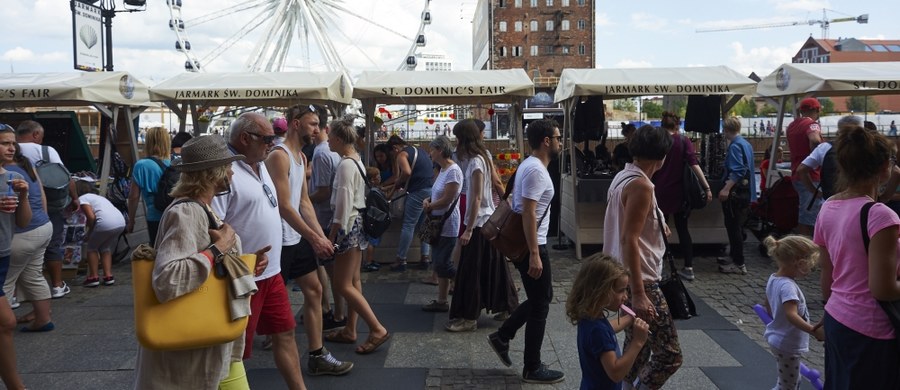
left=41, top=145, right=50, bottom=165
left=171, top=198, right=218, bottom=229
left=401, top=146, right=418, bottom=191
left=148, top=156, right=166, bottom=173
left=655, top=208, right=678, bottom=277
left=860, top=201, right=876, bottom=253
left=352, top=158, right=371, bottom=189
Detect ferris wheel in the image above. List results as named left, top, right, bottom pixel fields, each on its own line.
left=165, top=0, right=432, bottom=74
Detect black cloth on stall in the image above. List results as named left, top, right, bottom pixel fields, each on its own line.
left=684, top=95, right=721, bottom=134
left=573, top=96, right=605, bottom=142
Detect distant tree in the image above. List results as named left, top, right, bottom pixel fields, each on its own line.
left=613, top=98, right=636, bottom=112
left=642, top=101, right=663, bottom=118
left=846, top=96, right=879, bottom=113
left=672, top=98, right=687, bottom=119
left=759, top=104, right=778, bottom=116
left=730, top=98, right=757, bottom=117
left=820, top=97, right=835, bottom=114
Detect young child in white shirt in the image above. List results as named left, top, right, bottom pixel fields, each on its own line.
left=75, top=180, right=126, bottom=287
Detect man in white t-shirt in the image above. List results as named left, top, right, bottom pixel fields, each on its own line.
left=16, top=120, right=78, bottom=299
left=796, top=115, right=862, bottom=200
left=211, top=113, right=305, bottom=390
left=488, top=119, right=564, bottom=384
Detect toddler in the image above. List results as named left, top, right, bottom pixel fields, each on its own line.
left=76, top=180, right=126, bottom=287
left=566, top=253, right=650, bottom=390
left=762, top=235, right=824, bottom=390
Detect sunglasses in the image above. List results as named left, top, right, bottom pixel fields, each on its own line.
left=0, top=124, right=13, bottom=133
left=247, top=132, right=277, bottom=144
left=292, top=104, right=318, bottom=120
left=262, top=183, right=277, bottom=208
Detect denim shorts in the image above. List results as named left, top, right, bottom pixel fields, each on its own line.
left=793, top=180, right=822, bottom=226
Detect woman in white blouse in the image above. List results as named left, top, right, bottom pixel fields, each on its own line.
left=324, top=119, right=391, bottom=355
left=421, top=136, right=462, bottom=313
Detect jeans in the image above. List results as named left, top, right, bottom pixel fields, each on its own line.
left=396, top=187, right=431, bottom=261
left=45, top=211, right=65, bottom=262
left=497, top=246, right=552, bottom=372
left=722, top=198, right=749, bottom=266
left=432, top=236, right=457, bottom=278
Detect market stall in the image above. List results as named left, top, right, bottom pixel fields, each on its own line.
left=554, top=66, right=758, bottom=258
left=756, top=61, right=900, bottom=186
left=149, top=71, right=353, bottom=135
left=0, top=71, right=153, bottom=196
left=353, top=69, right=534, bottom=260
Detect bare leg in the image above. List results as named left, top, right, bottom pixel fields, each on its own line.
left=100, top=251, right=113, bottom=278
left=86, top=251, right=100, bottom=279
left=294, top=271, right=324, bottom=351
left=29, top=299, right=52, bottom=328
left=47, top=261, right=63, bottom=288
left=271, top=331, right=306, bottom=390
left=437, top=277, right=450, bottom=304
left=0, top=298, right=26, bottom=390
left=332, top=249, right=386, bottom=340
left=324, top=264, right=345, bottom=321
left=316, top=266, right=331, bottom=313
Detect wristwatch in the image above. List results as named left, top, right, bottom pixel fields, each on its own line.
left=206, top=243, right=225, bottom=262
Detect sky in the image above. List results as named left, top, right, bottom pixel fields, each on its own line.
left=1, top=0, right=897, bottom=85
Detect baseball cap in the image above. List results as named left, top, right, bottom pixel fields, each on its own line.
left=272, top=117, right=288, bottom=134
left=799, top=97, right=821, bottom=111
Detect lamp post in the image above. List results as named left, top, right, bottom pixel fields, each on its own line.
left=73, top=0, right=146, bottom=71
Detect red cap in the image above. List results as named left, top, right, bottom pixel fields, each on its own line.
left=799, top=97, right=821, bottom=111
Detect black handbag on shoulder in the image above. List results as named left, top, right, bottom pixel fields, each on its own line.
left=681, top=136, right=707, bottom=211
left=656, top=209, right=698, bottom=320
left=859, top=202, right=900, bottom=349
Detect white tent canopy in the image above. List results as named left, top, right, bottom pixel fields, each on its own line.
left=0, top=71, right=151, bottom=107
left=149, top=71, right=353, bottom=106
left=554, top=65, right=757, bottom=102
left=353, top=69, right=535, bottom=105
left=756, top=62, right=900, bottom=98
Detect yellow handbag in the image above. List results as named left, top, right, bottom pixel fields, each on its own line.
left=132, top=243, right=255, bottom=351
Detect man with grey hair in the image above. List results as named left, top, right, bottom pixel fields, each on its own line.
left=16, top=120, right=79, bottom=299
left=796, top=115, right=863, bottom=202
left=212, top=113, right=306, bottom=390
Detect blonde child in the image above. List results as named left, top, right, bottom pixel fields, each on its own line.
left=762, top=235, right=824, bottom=390
left=361, top=166, right=382, bottom=272
left=75, top=180, right=126, bottom=287
left=566, top=253, right=650, bottom=390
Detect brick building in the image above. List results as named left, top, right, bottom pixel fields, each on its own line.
left=472, top=0, right=595, bottom=87
left=793, top=36, right=900, bottom=112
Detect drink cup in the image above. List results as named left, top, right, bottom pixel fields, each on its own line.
left=0, top=195, right=18, bottom=214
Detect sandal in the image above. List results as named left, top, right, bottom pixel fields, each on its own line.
left=324, top=330, right=356, bottom=344
left=355, top=332, right=391, bottom=355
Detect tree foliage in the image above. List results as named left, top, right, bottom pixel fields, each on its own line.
left=820, top=97, right=835, bottom=114
left=846, top=96, right=879, bottom=113
left=613, top=98, right=637, bottom=112
left=641, top=101, right=663, bottom=118
left=730, top=98, right=758, bottom=117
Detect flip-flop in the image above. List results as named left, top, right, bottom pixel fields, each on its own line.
left=324, top=330, right=356, bottom=344
left=355, top=332, right=391, bottom=355
left=21, top=322, right=54, bottom=333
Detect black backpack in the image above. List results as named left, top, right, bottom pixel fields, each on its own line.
left=818, top=142, right=837, bottom=200
left=148, top=157, right=180, bottom=211
left=351, top=160, right=391, bottom=239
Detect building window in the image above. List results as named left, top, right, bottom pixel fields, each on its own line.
left=530, top=45, right=539, bottom=56
left=561, top=20, right=570, bottom=30
left=513, top=46, right=523, bottom=57
left=578, top=44, right=586, bottom=55
left=545, top=45, right=554, bottom=54
left=499, top=0, right=506, bottom=7
left=499, top=47, right=507, bottom=57
left=499, top=21, right=507, bottom=32
left=546, top=20, right=554, bottom=31
left=562, top=46, right=570, bottom=54
left=530, top=0, right=538, bottom=7
left=515, top=21, right=523, bottom=31
left=546, top=0, right=553, bottom=5
left=562, top=0, right=569, bottom=5
left=530, top=20, right=538, bottom=31
left=577, top=0, right=585, bottom=4
left=515, top=0, right=522, bottom=7
left=577, top=19, right=586, bottom=30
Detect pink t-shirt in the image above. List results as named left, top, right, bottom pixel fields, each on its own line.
left=813, top=198, right=900, bottom=339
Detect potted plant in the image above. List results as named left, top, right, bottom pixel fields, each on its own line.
left=196, top=114, right=211, bottom=134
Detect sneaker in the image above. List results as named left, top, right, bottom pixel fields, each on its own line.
left=492, top=311, right=510, bottom=321
left=522, top=363, right=565, bottom=384
left=488, top=332, right=512, bottom=367
left=445, top=319, right=477, bottom=332
left=719, top=264, right=747, bottom=275
left=51, top=282, right=70, bottom=299
left=9, top=296, right=19, bottom=309
left=83, top=277, right=100, bottom=287
left=103, top=276, right=115, bottom=286
left=362, top=262, right=380, bottom=272
left=389, top=262, right=407, bottom=272
left=417, top=259, right=432, bottom=270
left=308, top=347, right=353, bottom=376
left=716, top=257, right=730, bottom=266
left=322, top=311, right=346, bottom=332
left=677, top=267, right=695, bottom=281
left=422, top=300, right=449, bottom=312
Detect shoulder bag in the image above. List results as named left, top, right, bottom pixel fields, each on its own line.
left=682, top=137, right=708, bottom=211
left=481, top=170, right=549, bottom=262
left=390, top=146, right=418, bottom=219
left=417, top=195, right=459, bottom=246
left=859, top=202, right=900, bottom=349
left=656, top=209, right=698, bottom=319
left=133, top=199, right=256, bottom=351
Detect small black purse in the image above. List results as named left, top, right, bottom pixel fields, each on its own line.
left=656, top=210, right=698, bottom=320
left=860, top=202, right=900, bottom=349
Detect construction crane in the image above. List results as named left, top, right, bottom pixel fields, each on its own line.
left=696, top=9, right=868, bottom=39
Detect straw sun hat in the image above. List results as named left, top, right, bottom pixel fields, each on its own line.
left=173, top=135, right=245, bottom=172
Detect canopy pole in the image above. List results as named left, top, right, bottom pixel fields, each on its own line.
left=766, top=97, right=788, bottom=189
left=362, top=99, right=376, bottom=166
left=563, top=98, right=580, bottom=258
left=125, top=106, right=141, bottom=177
left=98, top=106, right=117, bottom=197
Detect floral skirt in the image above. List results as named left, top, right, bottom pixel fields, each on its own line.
left=334, top=214, right=369, bottom=255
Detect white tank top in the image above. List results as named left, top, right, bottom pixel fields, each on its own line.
left=274, top=144, right=304, bottom=245
left=602, top=164, right=665, bottom=282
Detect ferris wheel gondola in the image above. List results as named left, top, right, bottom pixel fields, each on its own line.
left=166, top=0, right=432, bottom=74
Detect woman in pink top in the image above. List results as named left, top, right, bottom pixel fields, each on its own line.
left=813, top=124, right=900, bottom=389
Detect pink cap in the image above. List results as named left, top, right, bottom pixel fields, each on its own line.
left=272, top=117, right=288, bottom=134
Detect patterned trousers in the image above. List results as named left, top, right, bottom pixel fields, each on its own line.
left=624, top=283, right=684, bottom=389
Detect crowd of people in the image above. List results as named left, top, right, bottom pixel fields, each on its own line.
left=0, top=100, right=898, bottom=390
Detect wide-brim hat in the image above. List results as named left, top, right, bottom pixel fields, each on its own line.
left=173, top=135, right=244, bottom=172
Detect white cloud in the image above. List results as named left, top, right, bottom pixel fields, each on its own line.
left=727, top=40, right=804, bottom=77
left=2, top=47, right=34, bottom=62
left=630, top=13, right=667, bottom=31
left=616, top=59, right=653, bottom=68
